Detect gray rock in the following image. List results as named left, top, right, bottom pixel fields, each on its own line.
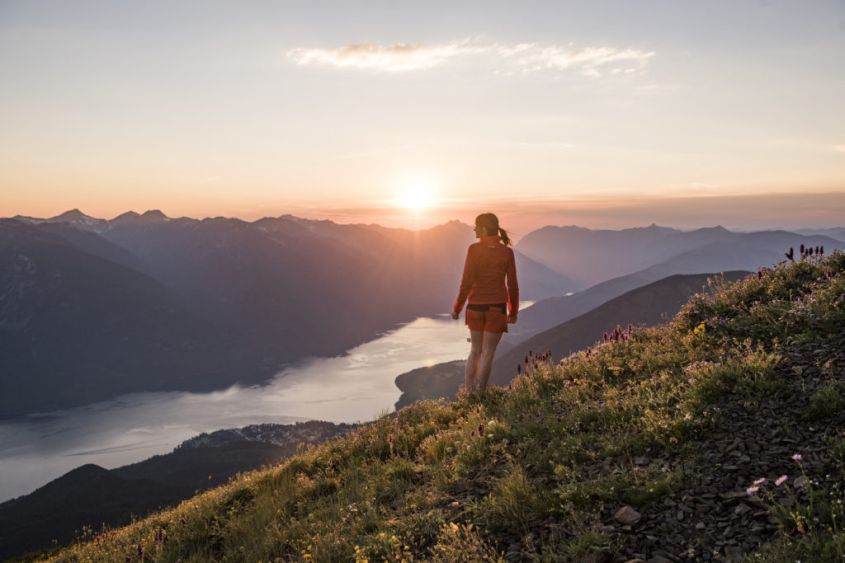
left=614, top=505, right=642, bottom=525
left=794, top=475, right=811, bottom=490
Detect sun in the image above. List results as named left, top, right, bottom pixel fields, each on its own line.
left=396, top=175, right=438, bottom=212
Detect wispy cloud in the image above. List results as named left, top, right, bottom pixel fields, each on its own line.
left=495, top=43, right=654, bottom=77
left=287, top=39, right=654, bottom=77
left=288, top=40, right=483, bottom=72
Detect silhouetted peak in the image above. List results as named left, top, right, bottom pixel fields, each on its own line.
left=691, top=225, right=731, bottom=235
left=11, top=214, right=38, bottom=223
left=140, top=209, right=168, bottom=221
left=30, top=463, right=110, bottom=494
left=425, top=220, right=473, bottom=237
left=112, top=211, right=140, bottom=222
left=50, top=209, right=100, bottom=223
left=629, top=224, right=678, bottom=234
left=438, top=219, right=471, bottom=230
left=111, top=209, right=171, bottom=225
left=66, top=463, right=110, bottom=477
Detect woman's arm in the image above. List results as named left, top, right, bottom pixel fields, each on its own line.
left=452, top=246, right=475, bottom=315
left=506, top=249, right=519, bottom=321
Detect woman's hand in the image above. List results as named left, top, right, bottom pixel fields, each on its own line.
left=451, top=311, right=460, bottom=320
left=508, top=314, right=518, bottom=324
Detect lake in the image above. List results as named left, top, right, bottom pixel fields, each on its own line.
left=0, top=305, right=530, bottom=502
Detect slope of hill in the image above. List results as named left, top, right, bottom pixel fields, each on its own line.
left=0, top=421, right=354, bottom=560
left=515, top=224, right=841, bottom=289
left=46, top=252, right=845, bottom=562
left=489, top=270, right=750, bottom=385
left=0, top=219, right=265, bottom=417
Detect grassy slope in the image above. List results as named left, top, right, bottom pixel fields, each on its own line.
left=45, top=253, right=845, bottom=562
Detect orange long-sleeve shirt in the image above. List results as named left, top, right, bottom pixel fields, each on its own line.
left=453, top=235, right=519, bottom=316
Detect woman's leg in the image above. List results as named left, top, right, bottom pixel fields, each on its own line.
left=477, top=331, right=504, bottom=392
left=464, top=329, right=484, bottom=393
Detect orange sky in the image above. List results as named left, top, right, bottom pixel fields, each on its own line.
left=1, top=2, right=844, bottom=232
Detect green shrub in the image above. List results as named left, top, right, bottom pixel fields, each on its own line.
left=807, top=381, right=845, bottom=421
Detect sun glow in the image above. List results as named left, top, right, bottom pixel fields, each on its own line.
left=395, top=174, right=439, bottom=212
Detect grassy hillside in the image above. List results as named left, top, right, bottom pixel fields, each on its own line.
left=45, top=252, right=845, bottom=562
left=489, top=271, right=749, bottom=386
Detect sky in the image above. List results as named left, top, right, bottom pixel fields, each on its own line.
left=1, top=0, right=844, bottom=230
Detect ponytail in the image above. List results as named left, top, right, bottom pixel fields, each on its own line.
left=475, top=212, right=512, bottom=246
left=498, top=227, right=511, bottom=246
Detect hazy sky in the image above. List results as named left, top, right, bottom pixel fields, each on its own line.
left=1, top=0, right=844, bottom=229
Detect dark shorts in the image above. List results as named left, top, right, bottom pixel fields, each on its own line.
left=465, top=303, right=508, bottom=333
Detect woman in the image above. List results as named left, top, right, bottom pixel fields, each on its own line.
left=451, top=212, right=519, bottom=394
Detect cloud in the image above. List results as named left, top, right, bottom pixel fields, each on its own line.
left=834, top=145, right=845, bottom=153
left=496, top=43, right=654, bottom=77
left=287, top=39, right=654, bottom=77
left=287, top=40, right=483, bottom=72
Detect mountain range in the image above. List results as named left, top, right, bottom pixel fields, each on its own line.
left=3, top=211, right=842, bottom=417
left=515, top=223, right=841, bottom=289
left=1, top=210, right=573, bottom=417
left=508, top=226, right=843, bottom=342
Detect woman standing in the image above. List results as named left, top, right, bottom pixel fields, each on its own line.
left=451, top=213, right=519, bottom=394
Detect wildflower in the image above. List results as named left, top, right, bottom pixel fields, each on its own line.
left=746, top=486, right=759, bottom=495
left=775, top=475, right=788, bottom=486
left=753, top=478, right=766, bottom=485
left=792, top=453, right=803, bottom=462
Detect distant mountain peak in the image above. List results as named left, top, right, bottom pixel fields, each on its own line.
left=110, top=209, right=171, bottom=225
left=632, top=223, right=678, bottom=233
left=436, top=219, right=470, bottom=230
left=140, top=209, right=169, bottom=221
left=67, top=463, right=110, bottom=476
left=49, top=209, right=101, bottom=224
left=52, top=208, right=86, bottom=220
left=696, top=225, right=730, bottom=233
left=112, top=211, right=140, bottom=221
